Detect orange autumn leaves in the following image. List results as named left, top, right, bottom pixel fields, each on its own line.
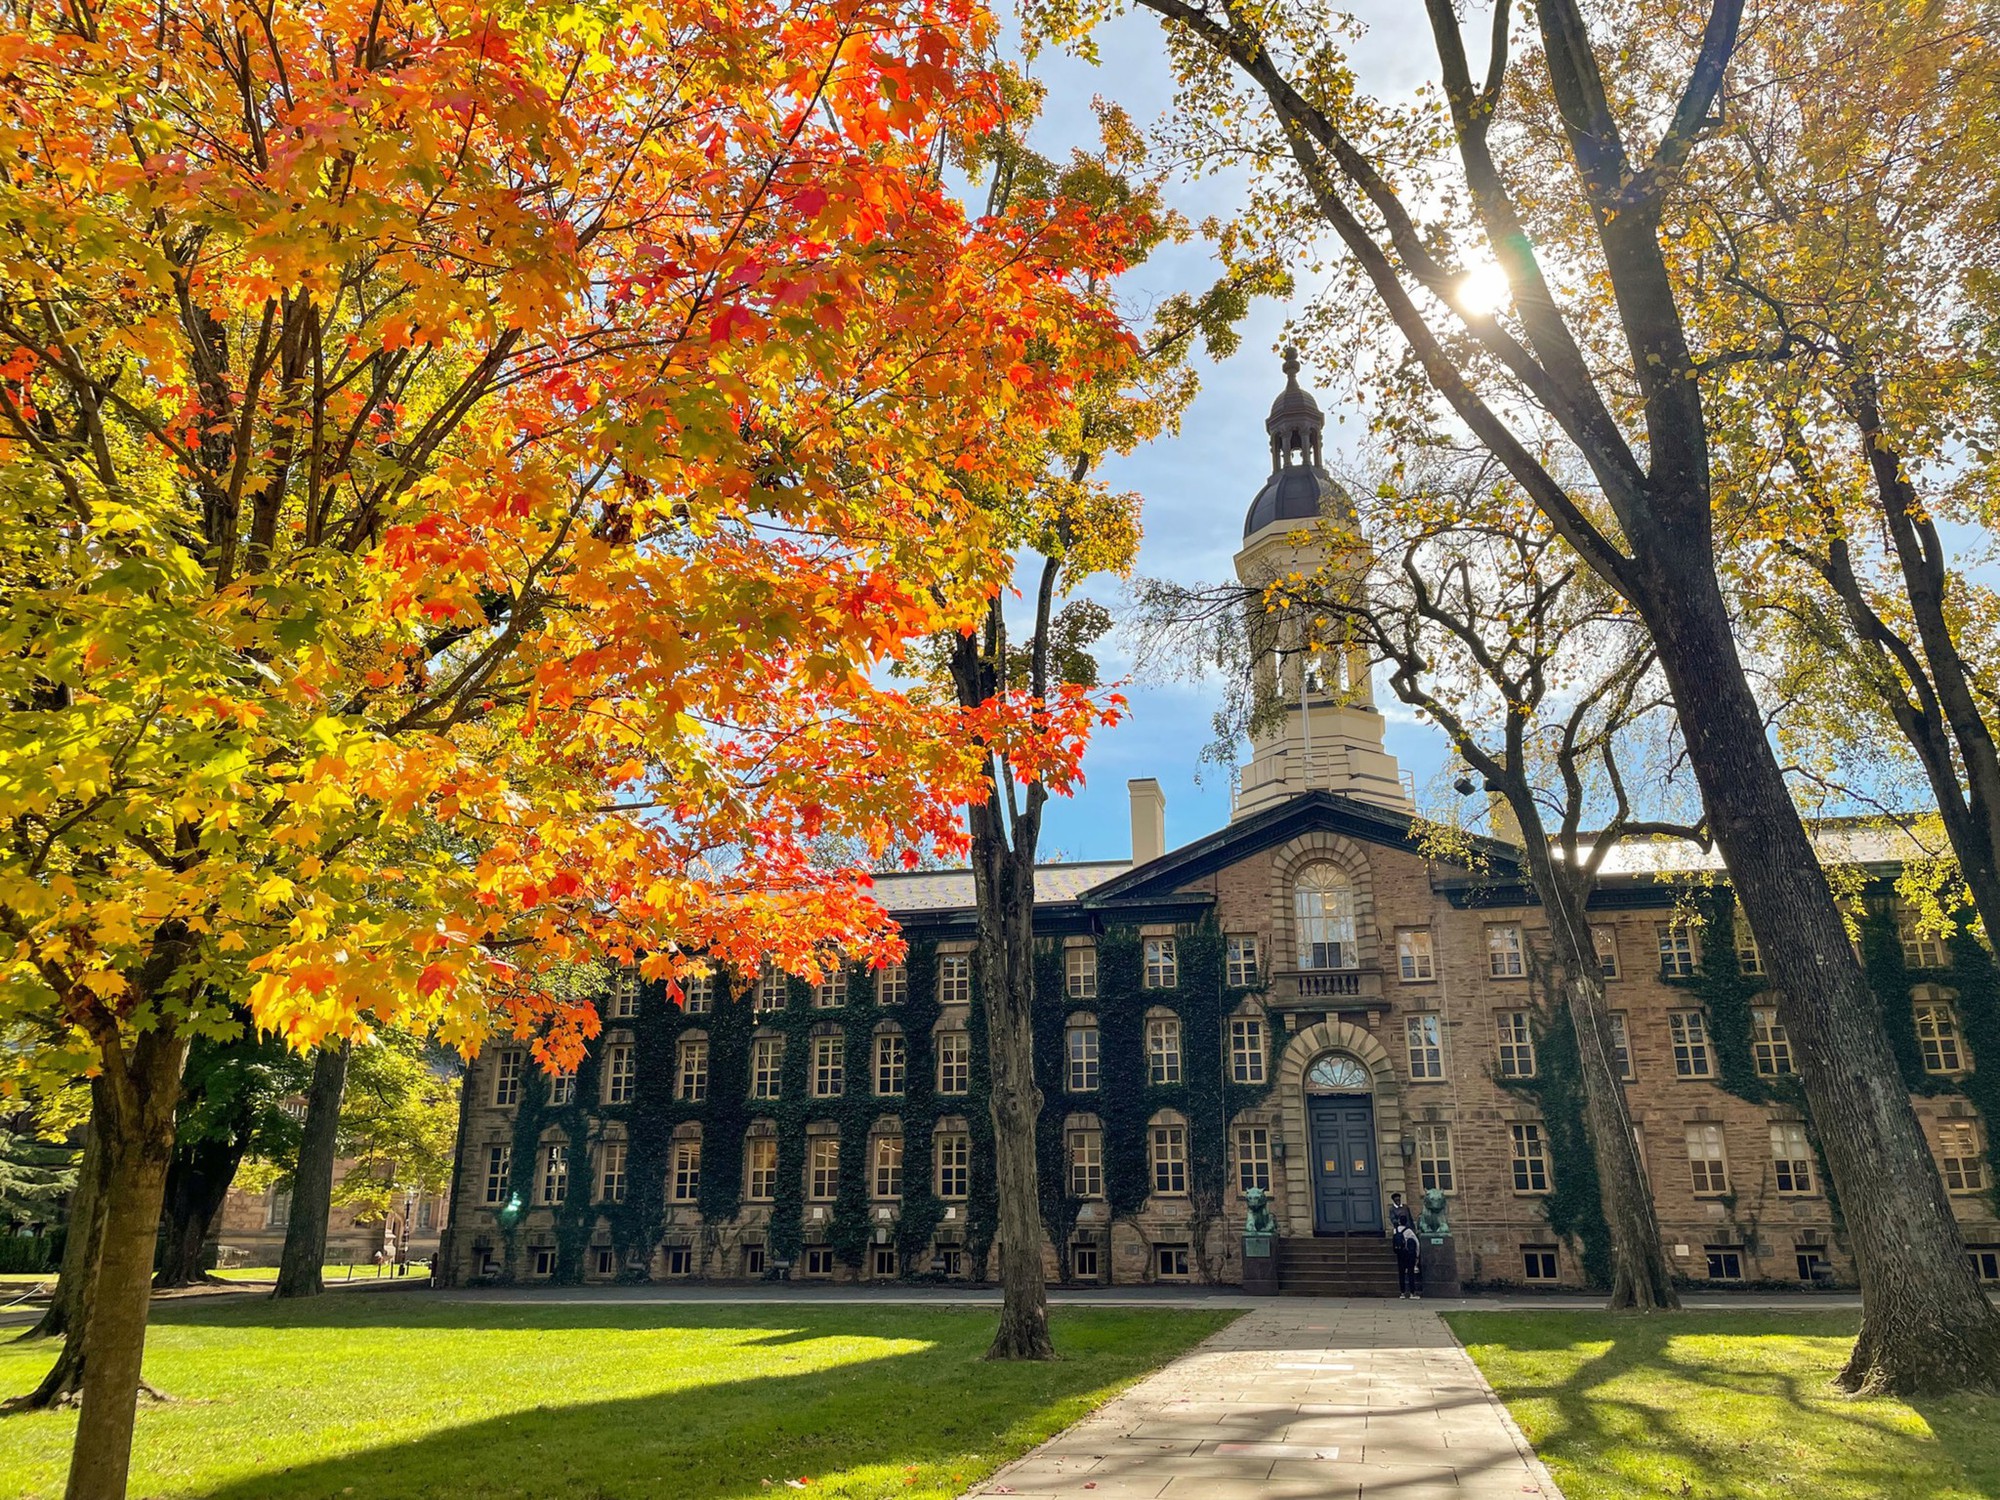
left=0, top=0, right=1147, bottom=1079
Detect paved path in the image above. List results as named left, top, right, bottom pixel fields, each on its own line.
left=966, top=1301, right=1560, bottom=1500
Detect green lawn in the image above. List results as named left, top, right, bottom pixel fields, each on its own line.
left=0, top=1295, right=1230, bottom=1500
left=1449, top=1310, right=2000, bottom=1500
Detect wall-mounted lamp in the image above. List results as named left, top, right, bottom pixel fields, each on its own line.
left=1398, top=1135, right=1417, bottom=1161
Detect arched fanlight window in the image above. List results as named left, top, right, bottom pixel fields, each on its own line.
left=1294, top=864, right=1357, bottom=970
left=1305, top=1054, right=1372, bottom=1094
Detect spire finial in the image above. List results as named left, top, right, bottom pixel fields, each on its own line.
left=1281, top=345, right=1301, bottom=383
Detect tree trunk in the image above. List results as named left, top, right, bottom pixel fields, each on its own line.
left=976, top=828, right=1054, bottom=1360
left=152, top=1130, right=247, bottom=1290
left=1519, top=845, right=1679, bottom=1311
left=5, top=1089, right=111, bottom=1414
left=20, top=1092, right=108, bottom=1347
left=65, top=1024, right=188, bottom=1500
left=273, top=1041, right=349, bottom=1300
left=1641, top=552, right=2000, bottom=1392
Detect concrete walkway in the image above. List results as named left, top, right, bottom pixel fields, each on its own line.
left=966, top=1301, right=1560, bottom=1500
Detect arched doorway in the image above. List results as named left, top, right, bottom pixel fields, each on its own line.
left=1303, top=1052, right=1382, bottom=1235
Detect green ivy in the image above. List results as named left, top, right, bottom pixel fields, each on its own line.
left=490, top=918, right=1275, bottom=1286
left=1501, top=1002, right=1613, bottom=1290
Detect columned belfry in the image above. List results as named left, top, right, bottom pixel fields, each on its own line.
left=1233, top=350, right=1409, bottom=818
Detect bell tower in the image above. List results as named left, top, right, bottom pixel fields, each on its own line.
left=1232, top=350, right=1409, bottom=818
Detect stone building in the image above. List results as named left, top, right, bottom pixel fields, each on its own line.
left=439, top=359, right=2000, bottom=1293
left=213, top=1163, right=447, bottom=1270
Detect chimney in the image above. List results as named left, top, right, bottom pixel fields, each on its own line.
left=1129, top=778, right=1167, bottom=865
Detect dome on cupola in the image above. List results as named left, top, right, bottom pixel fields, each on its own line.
left=1243, top=347, right=1353, bottom=539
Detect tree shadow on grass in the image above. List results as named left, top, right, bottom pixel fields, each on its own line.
left=184, top=1333, right=1159, bottom=1500
left=1451, top=1310, right=2000, bottom=1500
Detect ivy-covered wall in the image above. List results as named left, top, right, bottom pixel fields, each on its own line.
left=1502, top=1000, right=1614, bottom=1289
left=485, top=915, right=1272, bottom=1286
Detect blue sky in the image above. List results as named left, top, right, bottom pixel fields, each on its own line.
left=1018, top=6, right=1455, bottom=862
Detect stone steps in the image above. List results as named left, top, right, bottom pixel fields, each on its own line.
left=1277, top=1235, right=1402, bottom=1297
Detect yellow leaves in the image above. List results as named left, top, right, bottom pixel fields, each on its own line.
left=255, top=875, right=297, bottom=911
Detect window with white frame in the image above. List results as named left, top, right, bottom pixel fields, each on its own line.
left=1149, top=1119, right=1188, bottom=1194
left=1155, top=1243, right=1191, bottom=1280
left=936, top=1029, right=970, bottom=1094
left=1607, top=1012, right=1634, bottom=1080
left=755, top=962, right=788, bottom=1013
left=745, top=1135, right=777, bottom=1200
left=875, top=964, right=907, bottom=1006
left=538, top=1143, right=568, bottom=1205
left=1770, top=1121, right=1814, bottom=1195
left=1592, top=925, right=1620, bottom=979
left=548, top=1071, right=576, bottom=1107
left=1416, top=1123, right=1455, bottom=1193
left=1657, top=921, right=1697, bottom=978
left=676, top=1037, right=708, bottom=1102
left=1066, top=1019, right=1100, bottom=1092
left=1225, top=934, right=1260, bottom=987
left=1068, top=1127, right=1103, bottom=1197
left=1734, top=911, right=1764, bottom=976
left=1939, top=1120, right=1987, bottom=1192
left=1487, top=923, right=1526, bottom=978
left=1230, top=1016, right=1267, bottom=1085
left=1295, top=865, right=1358, bottom=970
left=750, top=1035, right=785, bottom=1100
left=482, top=1145, right=511, bottom=1205
left=873, top=1135, right=903, bottom=1198
left=1146, top=1013, right=1183, bottom=1085
left=608, top=976, right=639, bottom=1020
left=1066, top=945, right=1098, bottom=999
left=874, top=1032, right=906, bottom=1095
left=1406, top=1013, right=1445, bottom=1081
left=1916, top=997, right=1966, bottom=1074
left=1685, top=1122, right=1729, bottom=1194
left=492, top=1049, right=524, bottom=1107
left=1669, top=1010, right=1714, bottom=1078
left=1901, top=911, right=1947, bottom=969
left=811, top=968, right=847, bottom=1009
left=811, top=1033, right=845, bottom=1097
left=1510, top=1123, right=1549, bottom=1193
left=597, top=1141, right=628, bottom=1204
left=671, top=1139, right=701, bottom=1203
left=937, top=954, right=972, bottom=1004
left=1398, top=927, right=1436, bottom=982
left=1144, top=936, right=1180, bottom=989
left=682, top=965, right=714, bottom=1013
left=935, top=1131, right=970, bottom=1199
left=1496, top=1011, right=1536, bottom=1078
left=808, top=1137, right=839, bottom=1200
left=1752, top=1007, right=1793, bottom=1076
left=1235, top=1125, right=1271, bottom=1193
left=602, top=1042, right=636, bottom=1104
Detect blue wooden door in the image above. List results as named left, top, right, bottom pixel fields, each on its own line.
left=1309, top=1095, right=1382, bottom=1234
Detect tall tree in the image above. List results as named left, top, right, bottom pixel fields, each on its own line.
left=1666, top=0, right=2000, bottom=946
left=153, top=1028, right=306, bottom=1289
left=934, top=92, right=1262, bottom=1358
left=1034, top=0, right=2000, bottom=1388
left=0, top=4, right=1147, bottom=1493
left=330, top=1036, right=460, bottom=1234
left=272, top=1042, right=349, bottom=1299
left=1138, top=454, right=1688, bottom=1308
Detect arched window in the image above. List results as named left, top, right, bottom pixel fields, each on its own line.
left=873, top=1024, right=907, bottom=1096
left=669, top=1123, right=701, bottom=1204
left=676, top=1032, right=709, bottom=1102
left=1294, top=864, right=1357, bottom=970
left=1145, top=1009, right=1183, bottom=1085
left=1065, top=1113, right=1105, bottom=1197
left=1147, top=1110, right=1188, bottom=1195
left=1305, top=1053, right=1372, bottom=1093
left=1066, top=1014, right=1100, bottom=1092
left=744, top=1122, right=778, bottom=1201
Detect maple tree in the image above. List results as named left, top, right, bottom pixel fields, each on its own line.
left=0, top=2, right=1148, bottom=1494
left=1033, top=0, right=2000, bottom=1390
